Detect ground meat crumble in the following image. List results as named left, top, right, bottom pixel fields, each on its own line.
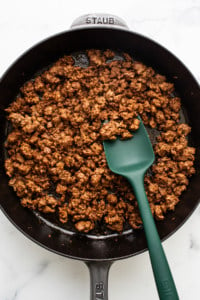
left=4, top=49, right=195, bottom=233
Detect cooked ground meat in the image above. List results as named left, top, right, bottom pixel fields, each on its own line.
left=4, top=49, right=195, bottom=233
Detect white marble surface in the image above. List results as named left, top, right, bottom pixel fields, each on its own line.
left=0, top=0, right=200, bottom=299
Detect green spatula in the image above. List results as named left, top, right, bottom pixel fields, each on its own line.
left=103, top=117, right=179, bottom=300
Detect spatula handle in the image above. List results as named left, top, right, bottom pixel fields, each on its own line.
left=128, top=175, right=179, bottom=300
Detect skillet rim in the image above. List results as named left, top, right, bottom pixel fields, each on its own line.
left=0, top=26, right=200, bottom=261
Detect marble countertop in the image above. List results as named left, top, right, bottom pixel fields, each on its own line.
left=0, top=0, right=200, bottom=299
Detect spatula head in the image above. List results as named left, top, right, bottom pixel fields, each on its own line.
left=103, top=116, right=155, bottom=177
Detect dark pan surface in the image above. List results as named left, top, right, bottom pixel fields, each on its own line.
left=0, top=27, right=200, bottom=261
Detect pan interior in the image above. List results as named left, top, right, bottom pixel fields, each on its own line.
left=3, top=50, right=192, bottom=240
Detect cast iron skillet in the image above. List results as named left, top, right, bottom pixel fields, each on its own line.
left=0, top=14, right=200, bottom=300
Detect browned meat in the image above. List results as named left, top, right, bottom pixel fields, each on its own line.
left=4, top=49, right=195, bottom=233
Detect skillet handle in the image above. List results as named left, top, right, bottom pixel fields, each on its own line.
left=70, top=13, right=128, bottom=29
left=85, top=261, right=113, bottom=300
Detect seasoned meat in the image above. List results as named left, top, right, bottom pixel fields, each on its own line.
left=5, top=50, right=195, bottom=233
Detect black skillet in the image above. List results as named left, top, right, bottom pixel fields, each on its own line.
left=0, top=14, right=200, bottom=300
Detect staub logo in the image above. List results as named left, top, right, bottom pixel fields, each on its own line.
left=86, top=16, right=114, bottom=25
left=95, top=281, right=104, bottom=299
